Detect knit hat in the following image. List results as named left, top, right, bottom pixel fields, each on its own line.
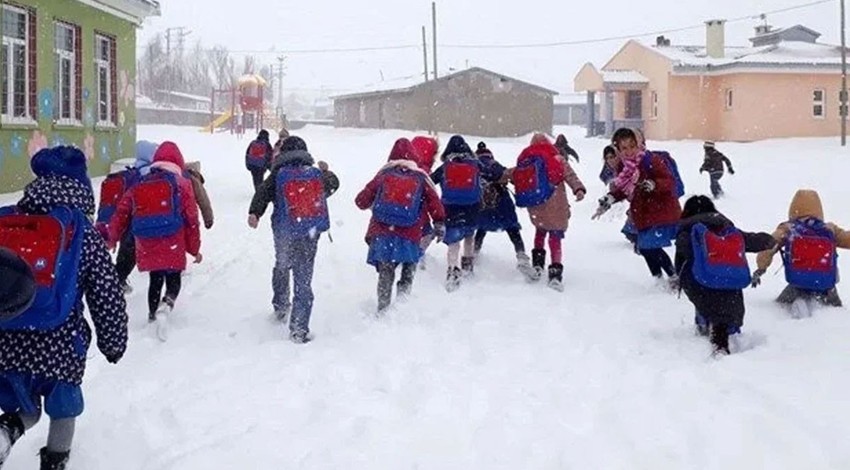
left=704, top=141, right=716, bottom=149
left=388, top=138, right=417, bottom=162
left=135, top=140, right=158, bottom=170
left=0, top=247, right=36, bottom=322
left=278, top=128, right=290, bottom=139
left=441, top=135, right=472, bottom=159
left=30, top=146, right=91, bottom=190
left=280, top=136, right=308, bottom=153
left=258, top=129, right=270, bottom=142
left=681, top=195, right=717, bottom=219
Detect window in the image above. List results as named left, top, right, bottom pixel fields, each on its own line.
left=1, top=4, right=36, bottom=122
left=650, top=91, right=658, bottom=119
left=724, top=89, right=733, bottom=110
left=94, top=33, right=116, bottom=125
left=54, top=22, right=81, bottom=123
left=813, top=89, right=825, bottom=118
left=625, top=90, right=642, bottom=119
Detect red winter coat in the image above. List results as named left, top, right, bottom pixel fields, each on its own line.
left=614, top=152, right=681, bottom=231
left=110, top=142, right=201, bottom=272
left=411, top=136, right=438, bottom=173
left=356, top=160, right=445, bottom=245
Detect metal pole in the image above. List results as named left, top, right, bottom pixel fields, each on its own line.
left=422, top=26, right=429, bottom=82
left=841, top=0, right=847, bottom=146
left=277, top=56, right=285, bottom=122
left=432, top=2, right=438, bottom=79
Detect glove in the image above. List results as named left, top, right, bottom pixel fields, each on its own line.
left=638, top=179, right=656, bottom=192
left=592, top=194, right=615, bottom=220
left=729, top=168, right=735, bottom=175
left=104, top=352, right=123, bottom=364
left=751, top=269, right=765, bottom=288
left=433, top=223, right=446, bottom=243
left=574, top=189, right=586, bottom=202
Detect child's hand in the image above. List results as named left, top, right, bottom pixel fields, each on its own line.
left=193, top=253, right=204, bottom=264
left=575, top=190, right=586, bottom=202
left=318, top=161, right=329, bottom=172
left=248, top=214, right=259, bottom=229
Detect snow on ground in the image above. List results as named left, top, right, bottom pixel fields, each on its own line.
left=5, top=125, right=850, bottom=469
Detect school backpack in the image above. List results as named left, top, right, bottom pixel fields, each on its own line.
left=96, top=167, right=140, bottom=226
left=513, top=156, right=555, bottom=208
left=0, top=206, right=86, bottom=331
left=246, top=140, right=269, bottom=170
left=690, top=223, right=752, bottom=290
left=782, top=219, right=838, bottom=291
left=440, top=160, right=481, bottom=206
left=130, top=169, right=184, bottom=239
left=273, top=166, right=330, bottom=237
left=642, top=151, right=685, bottom=198
left=372, top=168, right=425, bottom=227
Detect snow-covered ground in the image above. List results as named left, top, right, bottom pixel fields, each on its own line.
left=5, top=125, right=850, bottom=469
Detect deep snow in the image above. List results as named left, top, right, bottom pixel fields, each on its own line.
left=4, top=125, right=850, bottom=469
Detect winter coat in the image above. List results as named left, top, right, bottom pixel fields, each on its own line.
left=249, top=148, right=340, bottom=238
left=613, top=151, right=681, bottom=231
left=431, top=152, right=500, bottom=229
left=245, top=138, right=273, bottom=172
left=0, top=175, right=128, bottom=385
left=110, top=142, right=202, bottom=272
left=512, top=142, right=586, bottom=232
left=356, top=160, right=445, bottom=245
left=675, top=212, right=775, bottom=327
left=756, top=189, right=850, bottom=271
left=700, top=149, right=733, bottom=175
left=477, top=152, right=521, bottom=232
left=411, top=136, right=438, bottom=173
left=185, top=161, right=214, bottom=229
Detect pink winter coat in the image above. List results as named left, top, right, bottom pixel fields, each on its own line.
left=109, top=142, right=201, bottom=272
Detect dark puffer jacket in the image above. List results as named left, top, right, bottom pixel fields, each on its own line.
left=0, top=175, right=128, bottom=385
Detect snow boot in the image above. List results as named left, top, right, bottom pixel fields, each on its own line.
left=461, top=256, right=475, bottom=278
left=154, top=296, right=174, bottom=342
left=274, top=306, right=291, bottom=325
left=710, top=323, right=731, bottom=356
left=694, top=312, right=710, bottom=337
left=0, top=413, right=24, bottom=466
left=530, top=249, right=546, bottom=282
left=39, top=447, right=70, bottom=470
left=547, top=263, right=564, bottom=292
left=515, top=252, right=537, bottom=280
left=445, top=266, right=462, bottom=292
left=790, top=297, right=811, bottom=319
left=289, top=331, right=313, bottom=344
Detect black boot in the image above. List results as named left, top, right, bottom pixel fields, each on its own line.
left=0, top=413, right=24, bottom=465
left=547, top=263, right=564, bottom=292
left=39, top=447, right=70, bottom=470
left=396, top=263, right=415, bottom=298
left=531, top=249, right=546, bottom=281
left=445, top=267, right=462, bottom=292
left=710, top=324, right=731, bottom=356
left=461, top=256, right=475, bottom=277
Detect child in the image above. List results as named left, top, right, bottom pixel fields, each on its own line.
left=555, top=134, right=580, bottom=163
left=0, top=146, right=127, bottom=469
left=245, top=129, right=273, bottom=190
left=595, top=128, right=682, bottom=287
left=700, top=141, right=734, bottom=199
left=753, top=189, right=850, bottom=318
left=272, top=128, right=290, bottom=161
left=356, top=138, right=445, bottom=313
left=248, top=136, right=339, bottom=343
left=431, top=135, right=496, bottom=291
left=474, top=142, right=534, bottom=277
left=411, top=135, right=440, bottom=268
left=511, top=134, right=586, bottom=291
left=108, top=142, right=202, bottom=340
left=185, top=161, right=215, bottom=230
left=675, top=195, right=774, bottom=355
left=599, top=145, right=638, bottom=246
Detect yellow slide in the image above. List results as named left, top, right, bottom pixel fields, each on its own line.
left=199, top=111, right=233, bottom=133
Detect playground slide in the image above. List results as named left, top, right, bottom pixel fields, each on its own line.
left=199, top=111, right=233, bottom=133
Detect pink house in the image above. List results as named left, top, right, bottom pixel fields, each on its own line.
left=574, top=21, right=847, bottom=142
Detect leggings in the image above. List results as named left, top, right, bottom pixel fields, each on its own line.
left=534, top=229, right=563, bottom=265
left=2, top=410, right=75, bottom=453
left=447, top=236, right=476, bottom=268
left=474, top=228, right=525, bottom=254
left=640, top=248, right=675, bottom=278
left=114, top=234, right=136, bottom=284
left=148, top=271, right=182, bottom=314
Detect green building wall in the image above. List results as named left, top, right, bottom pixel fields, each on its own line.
left=0, top=0, right=138, bottom=192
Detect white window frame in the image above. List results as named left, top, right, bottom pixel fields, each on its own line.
left=650, top=91, right=658, bottom=119
left=1, top=4, right=32, bottom=125
left=94, top=33, right=115, bottom=127
left=724, top=88, right=733, bottom=111
left=54, top=21, right=79, bottom=125
left=812, top=89, right=825, bottom=119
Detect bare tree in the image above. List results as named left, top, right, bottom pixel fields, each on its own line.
left=209, top=45, right=235, bottom=89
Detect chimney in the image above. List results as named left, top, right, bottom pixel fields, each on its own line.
left=754, top=24, right=772, bottom=36
left=705, top=19, right=726, bottom=59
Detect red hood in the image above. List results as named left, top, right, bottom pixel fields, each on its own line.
left=152, top=141, right=186, bottom=170
left=389, top=138, right=418, bottom=162
left=411, top=136, right=437, bottom=171
left=518, top=142, right=560, bottom=163
left=518, top=142, right=564, bottom=185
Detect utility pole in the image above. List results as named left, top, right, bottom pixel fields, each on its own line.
left=841, top=0, right=847, bottom=146
left=422, top=26, right=429, bottom=82
left=164, top=26, right=190, bottom=104
left=432, top=2, right=438, bottom=79
left=275, top=56, right=286, bottom=125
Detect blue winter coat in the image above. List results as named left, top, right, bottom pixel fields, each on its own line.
left=477, top=154, right=520, bottom=232
left=431, top=152, right=502, bottom=230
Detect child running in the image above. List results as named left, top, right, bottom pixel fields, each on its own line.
left=411, top=135, right=440, bottom=269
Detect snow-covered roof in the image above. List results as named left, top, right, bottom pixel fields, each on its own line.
left=554, top=93, right=594, bottom=105
left=77, top=0, right=161, bottom=23
left=155, top=90, right=212, bottom=103
left=651, top=40, right=845, bottom=72
left=601, top=70, right=649, bottom=84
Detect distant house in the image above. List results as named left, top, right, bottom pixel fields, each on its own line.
left=333, top=67, right=557, bottom=138
left=152, top=90, right=212, bottom=111
left=0, top=0, right=160, bottom=191
left=574, top=22, right=847, bottom=142
left=553, top=93, right=599, bottom=127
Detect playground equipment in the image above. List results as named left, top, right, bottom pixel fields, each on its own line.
left=202, top=73, right=271, bottom=136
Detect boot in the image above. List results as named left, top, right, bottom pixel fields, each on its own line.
left=790, top=297, right=811, bottom=319
left=461, top=256, right=475, bottom=277
left=0, top=414, right=24, bottom=466
left=39, top=447, right=70, bottom=470
left=694, top=312, right=710, bottom=337
left=710, top=323, right=731, bottom=356
left=515, top=252, right=537, bottom=280
left=530, top=249, right=546, bottom=282
left=445, top=267, right=462, bottom=292
left=547, top=263, right=564, bottom=292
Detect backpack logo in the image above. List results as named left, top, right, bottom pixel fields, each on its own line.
left=246, top=141, right=268, bottom=170
left=130, top=170, right=184, bottom=239
left=441, top=161, right=481, bottom=206
left=783, top=219, right=837, bottom=291
left=34, top=258, right=48, bottom=271
left=372, top=169, right=425, bottom=227
left=514, top=156, right=554, bottom=208
left=274, top=167, right=330, bottom=237
left=691, top=223, right=751, bottom=290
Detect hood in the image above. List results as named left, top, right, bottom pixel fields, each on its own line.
left=152, top=141, right=186, bottom=170
left=135, top=140, right=158, bottom=170
left=412, top=136, right=438, bottom=159
left=441, top=135, right=472, bottom=160
left=388, top=138, right=418, bottom=162
left=258, top=130, right=270, bottom=142
left=280, top=136, right=308, bottom=153
left=30, top=146, right=91, bottom=192
left=519, top=141, right=560, bottom=163
left=678, top=212, right=733, bottom=234
left=18, top=174, right=96, bottom=217
left=275, top=149, right=315, bottom=168
left=530, top=133, right=552, bottom=146
left=788, top=189, right=824, bottom=220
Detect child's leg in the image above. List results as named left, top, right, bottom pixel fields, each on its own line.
left=473, top=229, right=487, bottom=254
left=45, top=418, right=74, bottom=454
left=377, top=263, right=396, bottom=312
left=548, top=234, right=563, bottom=265
left=507, top=228, right=526, bottom=254
left=0, top=402, right=42, bottom=463
left=533, top=229, right=546, bottom=251
left=658, top=249, right=675, bottom=277
left=163, top=272, right=182, bottom=306
left=148, top=271, right=166, bottom=316
left=639, top=249, right=664, bottom=277
left=398, top=263, right=416, bottom=296
left=290, top=237, right=319, bottom=339
left=272, top=237, right=293, bottom=314
left=114, top=234, right=136, bottom=286
left=446, top=243, right=461, bottom=269
left=461, top=235, right=476, bottom=274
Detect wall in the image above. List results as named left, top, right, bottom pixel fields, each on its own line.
left=138, top=107, right=221, bottom=127
left=0, top=0, right=137, bottom=192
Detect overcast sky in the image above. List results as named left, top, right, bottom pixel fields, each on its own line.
left=138, top=0, right=839, bottom=95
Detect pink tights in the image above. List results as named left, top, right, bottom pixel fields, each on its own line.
left=534, top=229, right=563, bottom=265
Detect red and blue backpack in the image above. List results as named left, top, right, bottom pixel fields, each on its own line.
left=130, top=169, right=184, bottom=239
left=691, top=223, right=752, bottom=290
left=372, top=168, right=425, bottom=227
left=273, top=167, right=330, bottom=237
left=642, top=151, right=685, bottom=198
left=246, top=140, right=270, bottom=171
left=513, top=155, right=554, bottom=208
left=440, top=160, right=481, bottom=206
left=782, top=219, right=837, bottom=291
left=97, top=167, right=141, bottom=226
left=0, top=206, right=86, bottom=331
